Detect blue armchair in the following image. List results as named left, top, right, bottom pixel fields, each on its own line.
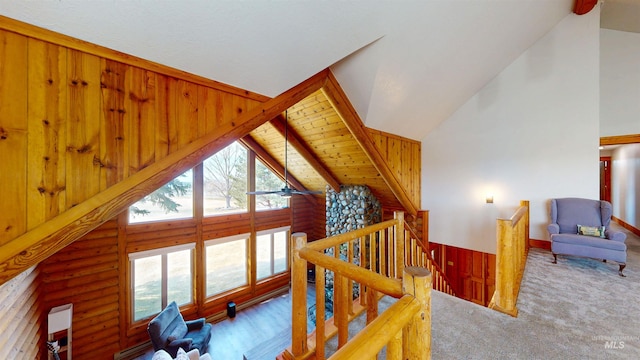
left=548, top=198, right=627, bottom=276
left=147, top=301, right=212, bottom=357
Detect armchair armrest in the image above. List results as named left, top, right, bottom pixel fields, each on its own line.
left=168, top=337, right=193, bottom=349
left=185, top=318, right=205, bottom=331
left=606, top=229, right=626, bottom=242
left=547, top=223, right=559, bottom=235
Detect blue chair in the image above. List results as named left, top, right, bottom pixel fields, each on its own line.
left=548, top=198, right=627, bottom=276
left=147, top=301, right=212, bottom=357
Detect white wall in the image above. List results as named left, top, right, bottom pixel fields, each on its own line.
left=422, top=10, right=600, bottom=253
left=600, top=29, right=640, bottom=137
left=600, top=28, right=640, bottom=228
left=611, top=144, right=640, bottom=229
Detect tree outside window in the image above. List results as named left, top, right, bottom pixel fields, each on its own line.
left=255, top=160, right=288, bottom=210
left=203, top=142, right=248, bottom=216
left=129, top=169, right=193, bottom=224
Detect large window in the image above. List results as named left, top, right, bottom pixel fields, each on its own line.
left=256, top=227, right=290, bottom=280
left=255, top=160, right=288, bottom=210
left=205, top=234, right=249, bottom=297
left=128, top=169, right=193, bottom=224
left=129, top=244, right=194, bottom=321
left=203, top=142, right=248, bottom=216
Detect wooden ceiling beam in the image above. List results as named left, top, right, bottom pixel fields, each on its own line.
left=321, top=71, right=418, bottom=216
left=600, top=134, right=640, bottom=146
left=239, top=135, right=306, bottom=191
left=0, top=69, right=329, bottom=285
left=270, top=114, right=342, bottom=192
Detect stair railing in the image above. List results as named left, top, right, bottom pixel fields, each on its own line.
left=488, top=200, right=530, bottom=317
left=403, top=222, right=456, bottom=296
left=281, top=211, right=431, bottom=360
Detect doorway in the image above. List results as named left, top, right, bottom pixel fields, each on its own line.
left=599, top=156, right=611, bottom=202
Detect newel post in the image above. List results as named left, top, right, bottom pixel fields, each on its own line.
left=291, top=232, right=308, bottom=356
left=402, top=266, right=432, bottom=360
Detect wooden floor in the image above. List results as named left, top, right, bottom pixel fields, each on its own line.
left=135, top=284, right=316, bottom=360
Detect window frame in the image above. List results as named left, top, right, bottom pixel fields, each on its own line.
left=128, top=243, right=195, bottom=322
left=128, top=168, right=195, bottom=225
left=256, top=226, right=291, bottom=281
left=204, top=233, right=251, bottom=298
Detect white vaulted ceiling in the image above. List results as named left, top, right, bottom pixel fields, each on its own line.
left=0, top=0, right=578, bottom=140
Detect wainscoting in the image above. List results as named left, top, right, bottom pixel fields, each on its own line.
left=429, top=243, right=496, bottom=306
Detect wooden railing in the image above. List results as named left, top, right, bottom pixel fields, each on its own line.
left=403, top=221, right=456, bottom=296
left=282, top=212, right=431, bottom=359
left=488, top=200, right=530, bottom=317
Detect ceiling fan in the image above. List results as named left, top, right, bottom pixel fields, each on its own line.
left=247, top=111, right=323, bottom=198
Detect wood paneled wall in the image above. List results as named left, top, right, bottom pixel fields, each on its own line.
left=0, top=266, right=42, bottom=359
left=0, top=20, right=267, bottom=280
left=291, top=196, right=326, bottom=241
left=0, top=17, right=274, bottom=359
left=430, top=242, right=496, bottom=307
left=369, top=129, right=421, bottom=207
left=0, top=29, right=264, bottom=245
left=41, top=221, right=121, bottom=358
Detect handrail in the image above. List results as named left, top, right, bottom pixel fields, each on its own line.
left=403, top=219, right=456, bottom=296
left=506, top=205, right=528, bottom=225
left=281, top=211, right=431, bottom=360
left=330, top=295, right=420, bottom=360
left=488, top=200, right=530, bottom=317
left=304, top=219, right=397, bottom=252
left=299, top=248, right=403, bottom=298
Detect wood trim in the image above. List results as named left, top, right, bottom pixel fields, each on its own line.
left=613, top=216, right=640, bottom=237
left=0, top=69, right=329, bottom=285
left=321, top=72, right=418, bottom=216
left=528, top=238, right=551, bottom=251
left=600, top=134, right=640, bottom=146
left=269, top=115, right=341, bottom=192
left=0, top=15, right=269, bottom=102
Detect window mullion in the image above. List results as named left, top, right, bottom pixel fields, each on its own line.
left=162, top=253, right=168, bottom=308
left=270, top=233, right=275, bottom=276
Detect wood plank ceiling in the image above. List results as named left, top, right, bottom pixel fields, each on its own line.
left=248, top=89, right=403, bottom=211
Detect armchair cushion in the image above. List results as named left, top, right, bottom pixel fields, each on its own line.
left=185, top=318, right=205, bottom=331
left=577, top=224, right=605, bottom=238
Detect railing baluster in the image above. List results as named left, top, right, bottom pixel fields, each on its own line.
left=379, top=230, right=387, bottom=277
left=387, top=329, right=402, bottom=360
left=336, top=273, right=349, bottom=348
left=348, top=239, right=354, bottom=316
left=360, top=235, right=367, bottom=307
left=316, top=264, right=326, bottom=360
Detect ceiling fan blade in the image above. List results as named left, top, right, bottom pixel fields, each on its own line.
left=246, top=190, right=282, bottom=195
